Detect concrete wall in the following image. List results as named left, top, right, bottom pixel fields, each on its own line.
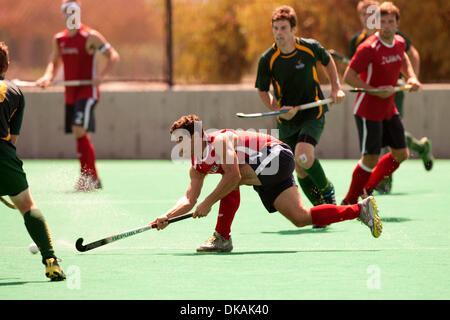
left=18, top=84, right=450, bottom=159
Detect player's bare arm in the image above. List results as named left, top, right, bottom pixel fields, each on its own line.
left=257, top=89, right=279, bottom=111
left=155, top=167, right=205, bottom=230
left=344, top=66, right=394, bottom=99
left=87, top=30, right=120, bottom=85
left=194, top=132, right=241, bottom=218
left=402, top=52, right=421, bottom=91
left=407, top=45, right=420, bottom=77
left=36, top=38, right=61, bottom=87
left=323, top=56, right=346, bottom=104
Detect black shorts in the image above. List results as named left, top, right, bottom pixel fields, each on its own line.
left=355, top=114, right=407, bottom=155
left=65, top=98, right=98, bottom=133
left=249, top=144, right=296, bottom=213
left=0, top=158, right=29, bottom=196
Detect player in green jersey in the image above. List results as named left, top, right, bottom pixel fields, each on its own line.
left=0, top=42, right=65, bottom=281
left=255, top=5, right=345, bottom=227
left=349, top=0, right=433, bottom=194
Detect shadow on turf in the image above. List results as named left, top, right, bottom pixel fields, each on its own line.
left=0, top=280, right=50, bottom=287
left=381, top=217, right=413, bottom=223
left=261, top=227, right=335, bottom=235
left=170, top=249, right=382, bottom=256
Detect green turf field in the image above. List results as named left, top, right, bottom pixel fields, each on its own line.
left=0, top=159, right=449, bottom=300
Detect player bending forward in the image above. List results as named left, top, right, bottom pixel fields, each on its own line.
left=154, top=115, right=382, bottom=252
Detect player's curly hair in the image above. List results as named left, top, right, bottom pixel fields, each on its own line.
left=0, top=42, right=9, bottom=75
left=170, top=114, right=203, bottom=136
left=271, top=5, right=297, bottom=29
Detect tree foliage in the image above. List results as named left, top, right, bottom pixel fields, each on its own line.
left=1, top=0, right=448, bottom=83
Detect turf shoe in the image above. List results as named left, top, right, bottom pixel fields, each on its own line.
left=74, top=174, right=103, bottom=192
left=375, top=175, right=392, bottom=194
left=322, top=184, right=336, bottom=205
left=44, top=257, right=66, bottom=281
left=196, top=232, right=233, bottom=253
left=419, top=137, right=434, bottom=171
left=358, top=196, right=382, bottom=238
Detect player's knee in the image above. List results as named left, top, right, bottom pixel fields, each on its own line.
left=295, top=151, right=315, bottom=169
left=361, top=154, right=378, bottom=169
left=392, top=149, right=409, bottom=163
left=72, top=125, right=86, bottom=138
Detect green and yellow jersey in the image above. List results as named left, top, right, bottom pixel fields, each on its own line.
left=0, top=77, right=25, bottom=159
left=255, top=37, right=331, bottom=122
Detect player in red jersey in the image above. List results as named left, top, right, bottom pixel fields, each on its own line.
left=341, top=2, right=421, bottom=205
left=36, top=0, right=119, bottom=191
left=154, top=115, right=383, bottom=252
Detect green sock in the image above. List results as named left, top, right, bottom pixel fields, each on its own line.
left=304, top=159, right=332, bottom=195
left=297, top=176, right=322, bottom=206
left=406, top=132, right=425, bottom=154
left=23, top=209, right=55, bottom=261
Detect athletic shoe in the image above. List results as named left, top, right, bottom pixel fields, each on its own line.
left=196, top=232, right=233, bottom=253
left=419, top=137, right=434, bottom=171
left=44, top=257, right=66, bottom=281
left=374, top=175, right=392, bottom=194
left=322, top=184, right=336, bottom=205
left=74, top=174, right=102, bottom=192
left=358, top=196, right=382, bottom=238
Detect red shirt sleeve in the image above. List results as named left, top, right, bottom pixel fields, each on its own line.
left=348, top=44, right=373, bottom=74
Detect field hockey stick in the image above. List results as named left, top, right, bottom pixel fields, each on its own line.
left=328, top=49, right=350, bottom=64
left=349, top=84, right=413, bottom=93
left=236, top=98, right=334, bottom=118
left=12, top=79, right=93, bottom=87
left=0, top=196, right=16, bottom=210
left=75, top=213, right=194, bottom=252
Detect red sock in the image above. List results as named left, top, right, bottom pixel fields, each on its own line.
left=310, top=204, right=360, bottom=226
left=343, top=162, right=372, bottom=204
left=365, top=153, right=400, bottom=191
left=77, top=135, right=98, bottom=179
left=215, top=189, right=240, bottom=240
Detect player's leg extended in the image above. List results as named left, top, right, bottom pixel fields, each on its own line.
left=273, top=186, right=382, bottom=238
left=10, top=188, right=65, bottom=281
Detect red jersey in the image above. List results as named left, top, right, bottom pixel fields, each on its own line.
left=349, top=33, right=407, bottom=121
left=55, top=24, right=100, bottom=104
left=192, top=129, right=282, bottom=175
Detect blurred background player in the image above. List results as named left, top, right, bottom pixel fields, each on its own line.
left=349, top=0, right=433, bottom=194
left=255, top=6, right=346, bottom=228
left=36, top=0, right=119, bottom=192
left=154, top=114, right=382, bottom=252
left=341, top=2, right=422, bottom=205
left=0, top=42, right=65, bottom=281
